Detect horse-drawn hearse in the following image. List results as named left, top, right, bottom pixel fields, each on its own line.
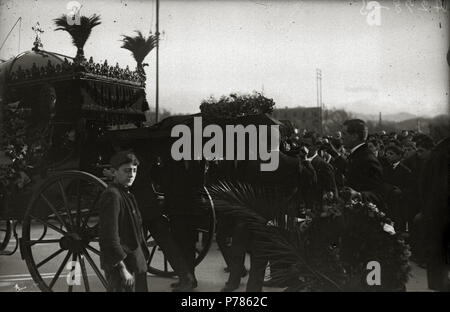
left=0, top=30, right=299, bottom=290
left=0, top=16, right=410, bottom=292
left=0, top=40, right=214, bottom=288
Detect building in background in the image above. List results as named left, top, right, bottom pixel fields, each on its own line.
left=272, top=106, right=322, bottom=134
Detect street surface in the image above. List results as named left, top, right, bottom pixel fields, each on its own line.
left=0, top=223, right=435, bottom=292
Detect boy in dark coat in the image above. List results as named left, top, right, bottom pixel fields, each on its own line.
left=98, top=151, right=149, bottom=292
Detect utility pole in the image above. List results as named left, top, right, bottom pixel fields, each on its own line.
left=155, top=0, right=160, bottom=123
left=316, top=68, right=323, bottom=134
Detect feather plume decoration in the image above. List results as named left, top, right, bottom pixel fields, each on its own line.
left=54, top=14, right=101, bottom=59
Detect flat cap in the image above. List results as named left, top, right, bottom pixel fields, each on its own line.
left=109, top=151, right=139, bottom=169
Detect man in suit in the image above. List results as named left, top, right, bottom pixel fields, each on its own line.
left=341, top=119, right=384, bottom=207
left=382, top=144, right=415, bottom=231
left=300, top=132, right=337, bottom=213
left=130, top=153, right=196, bottom=292
left=383, top=143, right=413, bottom=192
left=323, top=139, right=347, bottom=189
left=420, top=137, right=450, bottom=291
left=206, top=160, right=248, bottom=277
left=164, top=159, right=206, bottom=291
left=98, top=151, right=149, bottom=292
left=404, top=134, right=434, bottom=263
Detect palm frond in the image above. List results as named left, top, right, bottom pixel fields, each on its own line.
left=206, top=181, right=342, bottom=291
left=120, top=30, right=158, bottom=66
left=54, top=14, right=101, bottom=53
left=208, top=181, right=294, bottom=221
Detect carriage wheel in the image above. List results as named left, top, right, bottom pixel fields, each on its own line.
left=144, top=223, right=176, bottom=278
left=21, top=171, right=107, bottom=292
left=0, top=219, right=12, bottom=251
left=146, top=187, right=216, bottom=277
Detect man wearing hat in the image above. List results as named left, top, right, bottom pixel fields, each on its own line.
left=98, top=151, right=149, bottom=292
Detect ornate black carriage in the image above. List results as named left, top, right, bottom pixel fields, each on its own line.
left=0, top=46, right=217, bottom=291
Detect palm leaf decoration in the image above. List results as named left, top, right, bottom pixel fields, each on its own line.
left=120, top=31, right=158, bottom=71
left=206, top=181, right=343, bottom=291
left=207, top=181, right=412, bottom=291
left=54, top=14, right=101, bottom=61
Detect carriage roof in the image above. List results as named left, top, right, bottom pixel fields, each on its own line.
left=106, top=112, right=291, bottom=146
left=1, top=50, right=145, bottom=88
left=0, top=49, right=147, bottom=124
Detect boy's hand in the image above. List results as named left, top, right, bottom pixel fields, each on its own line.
left=119, top=267, right=135, bottom=287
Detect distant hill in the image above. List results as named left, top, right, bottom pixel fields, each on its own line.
left=395, top=117, right=429, bottom=131
left=395, top=115, right=449, bottom=138
left=272, top=106, right=448, bottom=137
left=354, top=112, right=419, bottom=122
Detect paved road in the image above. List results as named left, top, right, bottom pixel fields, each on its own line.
left=0, top=233, right=434, bottom=292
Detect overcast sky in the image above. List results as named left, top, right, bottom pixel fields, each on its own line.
left=0, top=0, right=448, bottom=117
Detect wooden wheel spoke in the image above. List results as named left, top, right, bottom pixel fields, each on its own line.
left=76, top=179, right=82, bottom=227
left=148, top=245, right=157, bottom=264
left=36, top=248, right=64, bottom=268
left=81, top=190, right=102, bottom=228
left=78, top=253, right=90, bottom=292
left=49, top=251, right=72, bottom=290
left=25, top=239, right=61, bottom=246
left=82, top=249, right=107, bottom=288
left=31, top=215, right=68, bottom=236
left=58, top=180, right=74, bottom=228
left=85, top=244, right=100, bottom=256
left=40, top=193, right=69, bottom=230
left=163, top=255, right=168, bottom=272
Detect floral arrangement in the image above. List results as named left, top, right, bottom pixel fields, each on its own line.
left=0, top=103, right=52, bottom=196
left=294, top=198, right=411, bottom=291
left=199, top=92, right=275, bottom=120
left=207, top=181, right=411, bottom=292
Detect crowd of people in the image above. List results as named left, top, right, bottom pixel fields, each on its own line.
left=97, top=119, right=449, bottom=292
left=282, top=124, right=438, bottom=239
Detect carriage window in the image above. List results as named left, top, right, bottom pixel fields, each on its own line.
left=30, top=84, right=56, bottom=123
